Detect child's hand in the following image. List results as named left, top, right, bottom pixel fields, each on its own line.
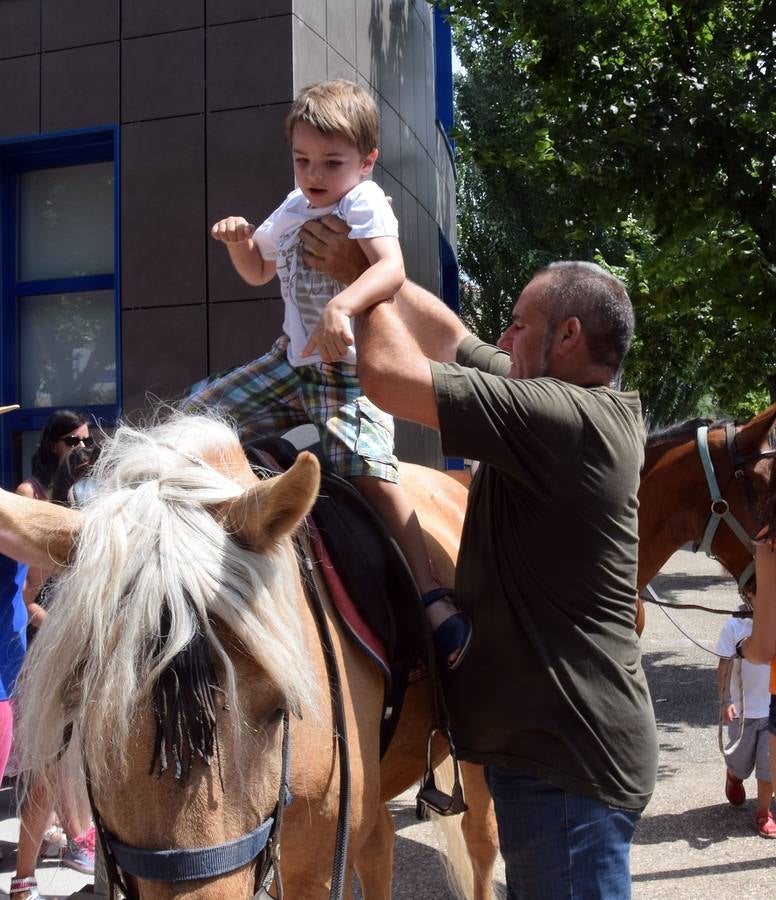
left=722, top=701, right=737, bottom=723
left=302, top=302, right=354, bottom=362
left=211, top=216, right=256, bottom=243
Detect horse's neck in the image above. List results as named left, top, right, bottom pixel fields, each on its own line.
left=638, top=444, right=705, bottom=588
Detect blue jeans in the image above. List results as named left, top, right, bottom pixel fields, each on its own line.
left=485, top=766, right=641, bottom=900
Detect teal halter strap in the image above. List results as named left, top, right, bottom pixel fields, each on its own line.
left=695, top=425, right=755, bottom=593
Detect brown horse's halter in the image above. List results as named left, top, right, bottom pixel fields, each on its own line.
left=640, top=421, right=776, bottom=760
left=694, top=422, right=776, bottom=597
left=641, top=420, right=776, bottom=619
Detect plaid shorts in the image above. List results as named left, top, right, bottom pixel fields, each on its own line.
left=185, top=337, right=399, bottom=482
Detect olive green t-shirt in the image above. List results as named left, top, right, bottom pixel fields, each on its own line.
left=430, top=336, right=658, bottom=810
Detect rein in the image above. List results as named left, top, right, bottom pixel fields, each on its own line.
left=294, top=527, right=351, bottom=900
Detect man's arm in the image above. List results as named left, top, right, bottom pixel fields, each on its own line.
left=0, top=489, right=80, bottom=568
left=301, top=215, right=471, bottom=362
left=355, top=300, right=440, bottom=430
left=394, top=280, right=470, bottom=363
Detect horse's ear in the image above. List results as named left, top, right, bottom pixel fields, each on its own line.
left=0, top=489, right=81, bottom=568
left=225, top=451, right=320, bottom=553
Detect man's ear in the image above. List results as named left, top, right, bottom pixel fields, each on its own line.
left=555, top=317, right=583, bottom=356
left=361, top=148, right=378, bottom=175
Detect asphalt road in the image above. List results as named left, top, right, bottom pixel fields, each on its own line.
left=359, top=547, right=775, bottom=898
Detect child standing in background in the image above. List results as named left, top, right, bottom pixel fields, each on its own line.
left=716, top=606, right=775, bottom=837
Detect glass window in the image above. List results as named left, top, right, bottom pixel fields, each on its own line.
left=17, top=161, right=114, bottom=281
left=18, top=290, right=117, bottom=408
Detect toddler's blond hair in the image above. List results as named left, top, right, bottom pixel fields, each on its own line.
left=286, top=80, right=379, bottom=157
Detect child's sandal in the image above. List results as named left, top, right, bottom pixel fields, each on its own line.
left=422, top=587, right=472, bottom=670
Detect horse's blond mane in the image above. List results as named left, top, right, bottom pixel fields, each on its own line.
left=15, top=413, right=316, bottom=802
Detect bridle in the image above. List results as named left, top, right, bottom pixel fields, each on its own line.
left=90, top=526, right=354, bottom=900
left=89, top=712, right=292, bottom=899
left=642, top=419, right=776, bottom=619
left=694, top=422, right=776, bottom=598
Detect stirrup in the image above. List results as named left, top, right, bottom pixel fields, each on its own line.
left=416, top=726, right=468, bottom=819
left=10, top=876, right=40, bottom=898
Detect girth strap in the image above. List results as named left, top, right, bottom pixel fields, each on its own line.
left=105, top=816, right=277, bottom=882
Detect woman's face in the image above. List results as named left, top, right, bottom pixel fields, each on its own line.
left=52, top=423, right=91, bottom=462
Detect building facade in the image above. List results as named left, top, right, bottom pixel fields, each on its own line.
left=0, top=0, right=458, bottom=486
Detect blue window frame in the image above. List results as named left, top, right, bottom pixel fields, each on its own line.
left=433, top=4, right=456, bottom=166
left=433, top=8, right=464, bottom=470
left=0, top=126, right=120, bottom=488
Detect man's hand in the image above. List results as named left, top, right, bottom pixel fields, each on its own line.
left=211, top=216, right=256, bottom=244
left=300, top=215, right=369, bottom=285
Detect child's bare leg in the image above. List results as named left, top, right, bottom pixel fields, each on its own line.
left=351, top=476, right=437, bottom=592
left=755, top=777, right=773, bottom=815
left=351, top=476, right=470, bottom=666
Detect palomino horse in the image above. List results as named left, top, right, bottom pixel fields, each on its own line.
left=0, top=414, right=467, bottom=900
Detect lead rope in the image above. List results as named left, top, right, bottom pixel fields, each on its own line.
left=718, top=659, right=747, bottom=757
left=642, top=586, right=749, bottom=760
left=295, top=532, right=351, bottom=900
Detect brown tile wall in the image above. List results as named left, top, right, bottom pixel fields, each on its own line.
left=0, top=0, right=455, bottom=467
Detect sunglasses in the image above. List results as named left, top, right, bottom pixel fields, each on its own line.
left=60, top=435, right=94, bottom=448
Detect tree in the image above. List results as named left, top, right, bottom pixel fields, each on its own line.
left=444, top=0, right=776, bottom=421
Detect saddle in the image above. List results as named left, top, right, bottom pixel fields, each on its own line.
left=245, top=437, right=429, bottom=757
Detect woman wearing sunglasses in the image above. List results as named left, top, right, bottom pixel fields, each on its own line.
left=16, top=410, right=92, bottom=503
left=9, top=410, right=96, bottom=896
